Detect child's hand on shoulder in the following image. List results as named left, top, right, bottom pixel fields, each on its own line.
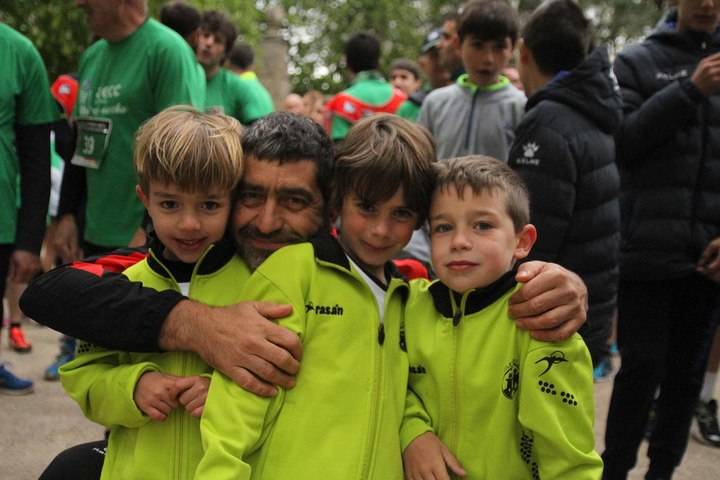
left=403, top=432, right=466, bottom=480
left=134, top=371, right=183, bottom=422
left=175, top=375, right=211, bottom=418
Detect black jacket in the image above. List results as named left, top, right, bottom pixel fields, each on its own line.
left=614, top=20, right=720, bottom=280
left=508, top=46, right=622, bottom=361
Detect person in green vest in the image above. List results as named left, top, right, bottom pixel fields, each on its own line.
left=227, top=41, right=276, bottom=117
left=198, top=11, right=273, bottom=125
left=0, top=22, right=55, bottom=394
left=325, top=32, right=407, bottom=141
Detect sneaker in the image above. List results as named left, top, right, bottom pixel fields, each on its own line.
left=44, top=336, right=76, bottom=381
left=0, top=363, right=34, bottom=395
left=695, top=399, right=720, bottom=447
left=8, top=325, right=32, bottom=353
left=593, top=358, right=613, bottom=383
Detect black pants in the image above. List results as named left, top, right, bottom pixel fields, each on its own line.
left=39, top=440, right=106, bottom=480
left=602, top=275, right=719, bottom=479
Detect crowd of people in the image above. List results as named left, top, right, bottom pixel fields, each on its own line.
left=2, top=0, right=720, bottom=479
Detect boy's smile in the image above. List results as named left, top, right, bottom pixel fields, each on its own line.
left=339, top=189, right=418, bottom=281
left=138, top=181, right=232, bottom=264
left=429, top=185, right=535, bottom=293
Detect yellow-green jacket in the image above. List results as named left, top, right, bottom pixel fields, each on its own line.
left=60, top=240, right=250, bottom=480
left=196, top=235, right=409, bottom=479
left=401, top=272, right=603, bottom=479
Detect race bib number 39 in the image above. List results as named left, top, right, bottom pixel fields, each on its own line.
left=71, top=117, right=112, bottom=169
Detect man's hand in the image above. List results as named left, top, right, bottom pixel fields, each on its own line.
left=698, top=237, right=720, bottom=282
left=692, top=52, right=720, bottom=97
left=134, top=371, right=182, bottom=422
left=54, top=214, right=80, bottom=262
left=176, top=375, right=210, bottom=418
left=509, top=261, right=588, bottom=342
left=403, top=432, right=466, bottom=480
left=8, top=249, right=42, bottom=283
left=159, top=300, right=300, bottom=397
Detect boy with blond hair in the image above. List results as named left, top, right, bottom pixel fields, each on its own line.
left=196, top=114, right=435, bottom=479
left=60, top=106, right=245, bottom=480
left=401, top=156, right=602, bottom=479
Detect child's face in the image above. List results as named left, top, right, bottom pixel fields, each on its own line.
left=138, top=181, right=232, bottom=263
left=429, top=186, right=535, bottom=293
left=390, top=68, right=422, bottom=96
left=339, top=188, right=419, bottom=280
left=460, top=35, right=514, bottom=87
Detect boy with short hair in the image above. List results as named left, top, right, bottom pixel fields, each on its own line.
left=418, top=0, right=526, bottom=161
left=392, top=58, right=427, bottom=122
left=401, top=156, right=602, bottom=479
left=60, top=106, right=245, bottom=480
left=196, top=114, right=435, bottom=479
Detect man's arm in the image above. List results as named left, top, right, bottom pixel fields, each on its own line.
left=509, top=261, right=588, bottom=342
left=20, top=256, right=301, bottom=396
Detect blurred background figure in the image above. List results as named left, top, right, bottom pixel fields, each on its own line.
left=282, top=93, right=305, bottom=114
left=302, top=90, right=326, bottom=125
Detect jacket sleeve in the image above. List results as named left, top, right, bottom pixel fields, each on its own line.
left=196, top=266, right=301, bottom=479
left=19, top=250, right=183, bottom=352
left=614, top=49, right=705, bottom=167
left=518, top=337, right=603, bottom=479
left=400, top=386, right=434, bottom=451
left=59, top=342, right=159, bottom=428
left=15, top=123, right=51, bottom=253
left=509, top=124, right=576, bottom=261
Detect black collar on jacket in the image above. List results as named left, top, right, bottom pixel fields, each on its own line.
left=146, top=234, right=237, bottom=280
left=428, top=269, right=517, bottom=318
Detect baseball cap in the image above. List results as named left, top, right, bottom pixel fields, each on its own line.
left=421, top=28, right=441, bottom=54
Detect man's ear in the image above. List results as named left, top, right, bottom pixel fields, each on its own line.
left=514, top=223, right=537, bottom=261
left=136, top=184, right=149, bottom=209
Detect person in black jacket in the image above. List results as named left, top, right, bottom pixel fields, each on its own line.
left=508, top=0, right=622, bottom=379
left=602, top=1, right=720, bottom=478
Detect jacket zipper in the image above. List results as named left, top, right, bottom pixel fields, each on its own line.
left=464, top=89, right=480, bottom=151
left=448, top=291, right=469, bottom=454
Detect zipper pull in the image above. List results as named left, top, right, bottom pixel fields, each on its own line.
left=453, top=311, right=462, bottom=327
left=377, top=323, right=385, bottom=345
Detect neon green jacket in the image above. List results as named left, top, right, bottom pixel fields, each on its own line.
left=196, top=235, right=409, bottom=479
left=401, top=272, right=603, bottom=479
left=60, top=241, right=250, bottom=480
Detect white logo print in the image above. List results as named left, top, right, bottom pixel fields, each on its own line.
left=516, top=142, right=540, bottom=166
left=523, top=142, right=539, bottom=158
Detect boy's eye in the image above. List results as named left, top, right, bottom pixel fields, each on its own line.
left=393, top=209, right=417, bottom=222
left=431, top=223, right=452, bottom=234
left=356, top=201, right=377, bottom=214
left=494, top=41, right=507, bottom=50
left=279, top=195, right=310, bottom=212
left=202, top=201, right=222, bottom=211
left=159, top=200, right=177, bottom=209
left=474, top=221, right=493, bottom=231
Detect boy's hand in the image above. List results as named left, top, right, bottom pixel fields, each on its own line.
left=175, top=375, right=210, bottom=418
left=698, top=237, right=720, bottom=283
left=692, top=52, right=720, bottom=97
left=403, top=432, right=466, bottom=480
left=134, top=371, right=182, bottom=422
left=509, top=261, right=588, bottom=342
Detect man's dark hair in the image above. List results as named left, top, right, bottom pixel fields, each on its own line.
left=345, top=32, right=380, bottom=74
left=522, top=0, right=591, bottom=75
left=458, top=0, right=519, bottom=45
left=242, top=112, right=335, bottom=205
left=159, top=1, right=200, bottom=39
left=200, top=10, right=237, bottom=55
left=228, top=41, right=254, bottom=70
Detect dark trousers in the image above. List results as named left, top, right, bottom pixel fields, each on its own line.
left=39, top=440, right=106, bottom=480
left=602, top=275, right=719, bottom=479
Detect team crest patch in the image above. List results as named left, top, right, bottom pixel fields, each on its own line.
left=502, top=360, right=520, bottom=399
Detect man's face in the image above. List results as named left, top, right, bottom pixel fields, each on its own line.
left=419, top=50, right=451, bottom=89
left=75, top=0, right=120, bottom=36
left=390, top=68, right=423, bottom=95
left=461, top=35, right=514, bottom=87
left=439, top=19, right=461, bottom=71
left=678, top=0, right=720, bottom=33
left=233, top=156, right=325, bottom=270
left=196, top=30, right=227, bottom=70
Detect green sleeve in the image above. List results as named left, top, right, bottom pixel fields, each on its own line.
left=59, top=342, right=159, bottom=429
left=237, top=78, right=274, bottom=123
left=17, top=40, right=56, bottom=125
left=149, top=41, right=204, bottom=110
left=400, top=386, right=434, bottom=451
left=396, top=100, right=420, bottom=122
left=196, top=263, right=304, bottom=478
left=518, top=337, right=603, bottom=479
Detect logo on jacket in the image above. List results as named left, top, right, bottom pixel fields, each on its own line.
left=515, top=142, right=540, bottom=166
left=502, top=360, right=520, bottom=399
left=305, top=301, right=344, bottom=316
left=409, top=364, right=427, bottom=374
left=655, top=69, right=688, bottom=82
left=535, top=351, right=567, bottom=376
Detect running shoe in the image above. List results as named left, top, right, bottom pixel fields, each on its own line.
left=8, top=325, right=32, bottom=353
left=44, top=336, right=76, bottom=381
left=0, top=363, right=33, bottom=395
left=695, top=399, right=720, bottom=447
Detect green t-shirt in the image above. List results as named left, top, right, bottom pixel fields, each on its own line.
left=238, top=71, right=275, bottom=122
left=396, top=99, right=421, bottom=122
left=0, top=23, right=56, bottom=244
left=74, top=18, right=204, bottom=248
left=205, top=68, right=271, bottom=125
left=329, top=70, right=394, bottom=141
